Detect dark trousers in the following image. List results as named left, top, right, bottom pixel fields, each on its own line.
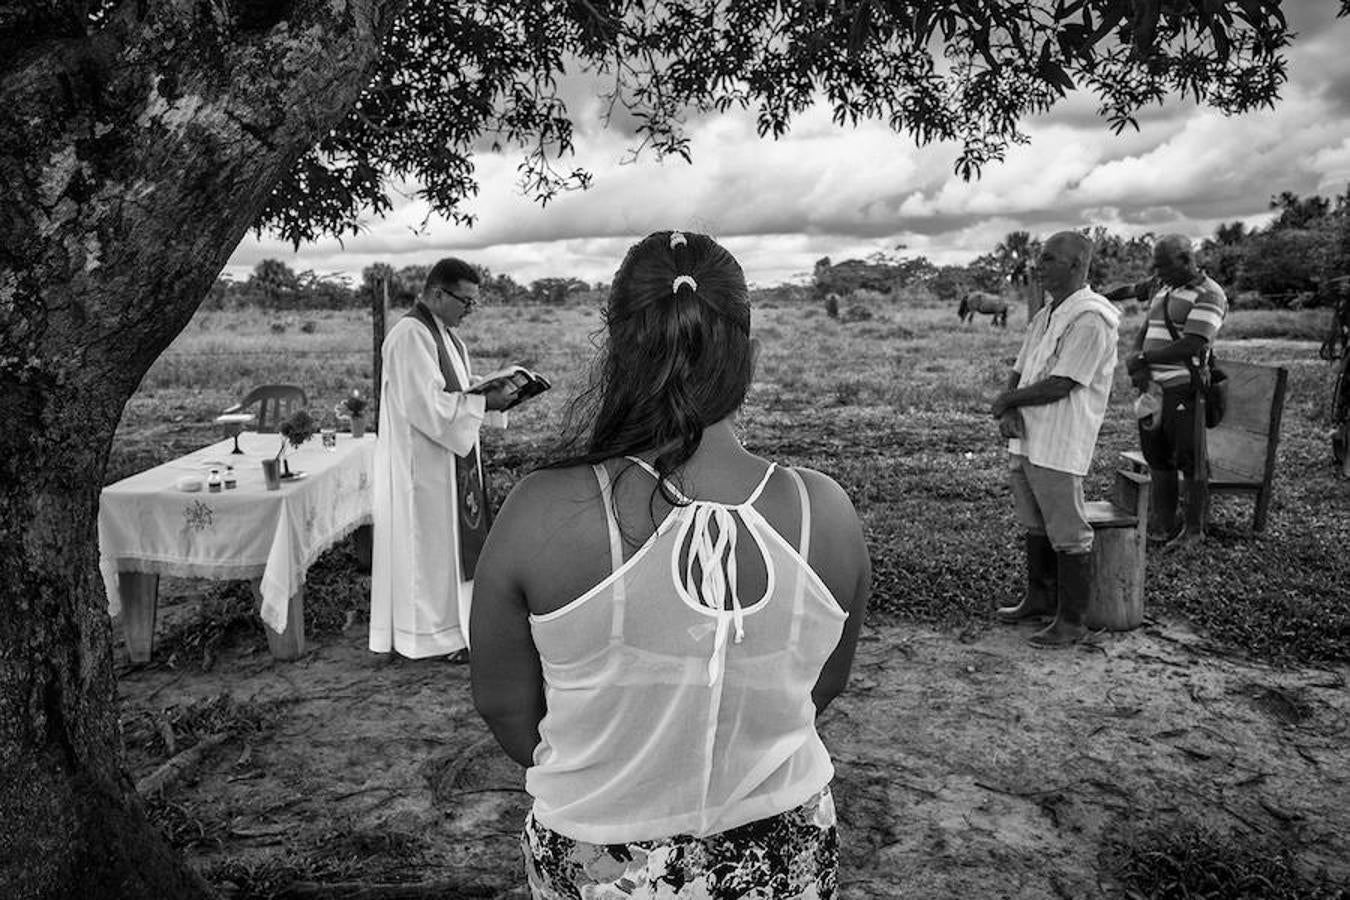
left=1138, top=384, right=1200, bottom=475
left=1138, top=383, right=1209, bottom=534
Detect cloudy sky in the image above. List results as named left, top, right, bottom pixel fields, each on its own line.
left=225, top=2, right=1350, bottom=289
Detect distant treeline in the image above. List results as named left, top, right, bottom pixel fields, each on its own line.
left=815, top=185, right=1350, bottom=309
left=210, top=186, right=1349, bottom=312
left=204, top=261, right=608, bottom=311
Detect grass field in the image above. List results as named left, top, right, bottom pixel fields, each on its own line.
left=110, top=297, right=1350, bottom=667
left=106, top=296, right=1350, bottom=898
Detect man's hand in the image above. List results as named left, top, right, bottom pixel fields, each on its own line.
left=1124, top=351, right=1150, bottom=391
left=482, top=386, right=514, bottom=412
left=990, top=392, right=1013, bottom=419
left=997, top=410, right=1024, bottom=439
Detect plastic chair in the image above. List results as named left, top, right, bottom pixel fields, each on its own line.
left=222, top=385, right=307, bottom=433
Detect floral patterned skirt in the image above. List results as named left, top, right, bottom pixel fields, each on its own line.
left=521, top=786, right=838, bottom=899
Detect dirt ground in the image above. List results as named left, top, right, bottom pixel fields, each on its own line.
left=117, top=598, right=1350, bottom=900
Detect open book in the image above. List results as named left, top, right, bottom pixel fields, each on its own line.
left=466, top=365, right=552, bottom=411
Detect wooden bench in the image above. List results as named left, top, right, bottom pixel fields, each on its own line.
left=1084, top=469, right=1151, bottom=631
left=1122, top=360, right=1288, bottom=533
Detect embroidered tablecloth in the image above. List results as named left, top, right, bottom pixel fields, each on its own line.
left=99, top=431, right=375, bottom=634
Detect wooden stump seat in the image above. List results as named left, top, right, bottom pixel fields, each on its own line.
left=1084, top=469, right=1151, bottom=631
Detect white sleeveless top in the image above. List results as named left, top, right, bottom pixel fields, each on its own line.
left=525, top=459, right=849, bottom=844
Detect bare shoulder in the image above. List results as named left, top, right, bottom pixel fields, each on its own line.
left=786, top=466, right=858, bottom=518
left=497, top=465, right=597, bottom=531
left=781, top=465, right=870, bottom=607
left=485, top=463, right=610, bottom=614
left=784, top=465, right=866, bottom=555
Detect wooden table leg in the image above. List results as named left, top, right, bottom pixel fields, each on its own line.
left=252, top=580, right=306, bottom=661
left=120, top=572, right=160, bottom=663
left=354, top=523, right=372, bottom=574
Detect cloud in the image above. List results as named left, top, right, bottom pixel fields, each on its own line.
left=226, top=0, right=1350, bottom=287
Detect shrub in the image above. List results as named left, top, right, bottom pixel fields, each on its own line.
left=1106, top=820, right=1346, bottom=900
left=849, top=288, right=890, bottom=306
left=1234, top=291, right=1274, bottom=310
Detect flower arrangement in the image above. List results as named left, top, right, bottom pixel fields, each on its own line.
left=276, top=409, right=317, bottom=459
left=337, top=389, right=371, bottom=437
left=338, top=389, right=368, bottom=419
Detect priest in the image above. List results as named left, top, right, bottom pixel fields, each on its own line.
left=369, top=258, right=513, bottom=661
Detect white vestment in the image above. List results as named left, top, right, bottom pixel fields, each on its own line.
left=369, top=310, right=505, bottom=657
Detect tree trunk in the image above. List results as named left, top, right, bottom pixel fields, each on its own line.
left=0, top=2, right=401, bottom=895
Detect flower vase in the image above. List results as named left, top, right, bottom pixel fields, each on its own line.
left=350, top=414, right=366, bottom=438
left=282, top=458, right=293, bottom=478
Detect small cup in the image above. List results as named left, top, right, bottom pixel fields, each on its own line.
left=321, top=427, right=337, bottom=451
left=261, top=458, right=282, bottom=491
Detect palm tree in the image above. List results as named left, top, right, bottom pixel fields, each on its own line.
left=1213, top=221, right=1248, bottom=246
left=996, top=231, right=1039, bottom=284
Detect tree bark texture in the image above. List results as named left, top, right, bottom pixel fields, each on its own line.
left=0, top=2, right=402, bottom=896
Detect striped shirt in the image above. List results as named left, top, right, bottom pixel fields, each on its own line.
left=1140, top=275, right=1228, bottom=387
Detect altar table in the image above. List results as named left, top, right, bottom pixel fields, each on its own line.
left=99, top=431, right=375, bottom=661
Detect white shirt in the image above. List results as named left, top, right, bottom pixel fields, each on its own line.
left=1008, top=287, right=1121, bottom=476
left=525, top=463, right=847, bottom=844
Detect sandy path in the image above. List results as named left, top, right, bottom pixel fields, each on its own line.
left=119, top=616, right=1349, bottom=898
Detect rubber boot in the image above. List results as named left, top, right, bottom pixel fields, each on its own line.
left=1029, top=551, right=1091, bottom=648
left=996, top=533, right=1057, bottom=623
left=1148, top=468, right=1181, bottom=544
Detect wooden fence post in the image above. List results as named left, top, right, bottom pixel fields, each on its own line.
left=355, top=276, right=388, bottom=575
left=1021, top=272, right=1044, bottom=321
left=372, top=277, right=387, bottom=425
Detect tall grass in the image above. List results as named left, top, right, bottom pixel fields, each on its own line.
left=1217, top=308, right=1334, bottom=343
left=110, top=299, right=1350, bottom=666
left=1106, top=821, right=1348, bottom=899
left=110, top=296, right=1350, bottom=900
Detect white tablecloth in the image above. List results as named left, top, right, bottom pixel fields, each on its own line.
left=99, top=431, right=375, bottom=633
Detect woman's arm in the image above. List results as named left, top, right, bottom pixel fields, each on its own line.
left=795, top=468, right=872, bottom=715
left=470, top=475, right=549, bottom=767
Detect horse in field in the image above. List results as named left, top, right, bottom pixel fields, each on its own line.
left=958, top=291, right=1009, bottom=328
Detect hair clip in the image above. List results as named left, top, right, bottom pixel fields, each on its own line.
left=672, top=275, right=698, bottom=295
left=669, top=232, right=687, bottom=250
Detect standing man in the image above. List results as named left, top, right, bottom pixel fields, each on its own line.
left=1122, top=235, right=1229, bottom=543
left=370, top=258, right=512, bottom=661
left=991, top=232, right=1121, bottom=648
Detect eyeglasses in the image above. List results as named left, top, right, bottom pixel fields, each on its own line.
left=439, top=287, right=478, bottom=308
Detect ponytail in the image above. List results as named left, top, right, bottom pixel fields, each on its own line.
left=549, top=230, right=752, bottom=511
